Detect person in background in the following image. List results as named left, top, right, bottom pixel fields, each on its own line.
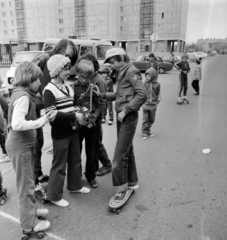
left=141, top=68, right=161, bottom=140
left=174, top=54, right=190, bottom=104
left=78, top=54, right=112, bottom=178
left=32, top=39, right=78, bottom=185
left=101, top=66, right=114, bottom=125
left=191, top=59, right=202, bottom=95
left=146, top=53, right=159, bottom=75
left=44, top=55, right=90, bottom=208
left=6, top=61, right=53, bottom=234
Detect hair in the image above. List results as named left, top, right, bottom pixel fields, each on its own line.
left=149, top=53, right=155, bottom=58
left=196, top=59, right=201, bottom=64
left=109, top=54, right=130, bottom=63
left=79, top=53, right=100, bottom=72
left=102, top=66, right=111, bottom=74
left=76, top=59, right=94, bottom=78
left=13, top=61, right=42, bottom=87
left=50, top=39, right=78, bottom=66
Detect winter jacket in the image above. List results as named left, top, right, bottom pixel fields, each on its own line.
left=193, top=65, right=202, bottom=81
left=144, top=68, right=161, bottom=105
left=103, top=62, right=147, bottom=114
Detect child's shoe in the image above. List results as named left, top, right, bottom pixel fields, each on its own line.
left=36, top=208, right=49, bottom=218
left=108, top=120, right=113, bottom=125
left=182, top=97, right=189, bottom=104
left=50, top=199, right=69, bottom=207
left=33, top=220, right=51, bottom=232
left=35, top=172, right=49, bottom=185
left=148, top=132, right=154, bottom=138
left=177, top=98, right=183, bottom=105
left=113, top=190, right=127, bottom=203
left=142, top=134, right=148, bottom=140
left=69, top=187, right=90, bottom=193
left=128, top=183, right=139, bottom=190
left=102, top=118, right=106, bottom=124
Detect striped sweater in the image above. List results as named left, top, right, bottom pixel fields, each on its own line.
left=44, top=81, right=76, bottom=139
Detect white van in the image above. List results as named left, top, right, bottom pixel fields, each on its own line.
left=43, top=38, right=112, bottom=77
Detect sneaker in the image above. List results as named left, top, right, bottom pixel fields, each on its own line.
left=0, top=154, right=10, bottom=163
left=108, top=120, right=113, bottom=125
left=70, top=187, right=90, bottom=193
left=96, top=165, right=112, bottom=177
left=128, top=184, right=139, bottom=190
left=50, top=199, right=69, bottom=207
left=113, top=190, right=127, bottom=203
left=148, top=133, right=154, bottom=138
left=142, top=134, right=148, bottom=140
left=194, top=92, right=199, bottom=95
left=33, top=220, right=50, bottom=232
left=88, top=179, right=98, bottom=188
left=102, top=118, right=106, bottom=124
left=36, top=209, right=49, bottom=218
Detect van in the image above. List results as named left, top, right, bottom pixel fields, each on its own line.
left=42, top=38, right=112, bottom=77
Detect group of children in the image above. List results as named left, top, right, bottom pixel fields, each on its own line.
left=0, top=46, right=202, bottom=237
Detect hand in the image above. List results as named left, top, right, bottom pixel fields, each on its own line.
left=93, top=85, right=101, bottom=97
left=46, top=110, right=57, bottom=122
left=75, top=112, right=87, bottom=125
left=118, top=110, right=126, bottom=122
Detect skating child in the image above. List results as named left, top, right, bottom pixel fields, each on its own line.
left=191, top=59, right=202, bottom=95
left=142, top=68, right=161, bottom=140
left=6, top=62, right=53, bottom=235
left=44, top=55, right=90, bottom=208
left=101, top=66, right=114, bottom=125
left=0, top=170, right=7, bottom=205
left=71, top=59, right=101, bottom=188
left=174, top=54, right=190, bottom=104
left=95, top=47, right=147, bottom=204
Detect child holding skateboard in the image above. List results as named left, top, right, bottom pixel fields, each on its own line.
left=5, top=62, right=54, bottom=235
left=94, top=47, right=147, bottom=205
left=191, top=59, right=202, bottom=95
left=142, top=67, right=161, bottom=140
left=174, top=54, right=190, bottom=104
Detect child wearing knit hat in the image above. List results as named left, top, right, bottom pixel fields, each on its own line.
left=44, top=54, right=90, bottom=208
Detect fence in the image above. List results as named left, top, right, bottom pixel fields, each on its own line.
left=0, top=39, right=29, bottom=67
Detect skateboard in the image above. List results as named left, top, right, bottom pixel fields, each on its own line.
left=21, top=230, right=45, bottom=240
left=182, top=99, right=189, bottom=104
left=109, top=189, right=134, bottom=214
left=35, top=183, right=49, bottom=204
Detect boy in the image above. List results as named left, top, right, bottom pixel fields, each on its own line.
left=95, top=47, right=147, bottom=204
left=71, top=59, right=101, bottom=188
left=142, top=68, right=161, bottom=140
left=6, top=62, right=53, bottom=234
left=101, top=66, right=114, bottom=125
left=146, top=53, right=159, bottom=75
left=174, top=54, right=190, bottom=104
left=191, top=59, right=202, bottom=95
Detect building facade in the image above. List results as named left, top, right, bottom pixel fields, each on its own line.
left=0, top=0, right=189, bottom=55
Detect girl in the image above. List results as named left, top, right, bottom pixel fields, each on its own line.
left=6, top=62, right=53, bottom=235
left=44, top=54, right=90, bottom=208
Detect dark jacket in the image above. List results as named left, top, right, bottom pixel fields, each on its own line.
left=146, top=60, right=159, bottom=74
left=174, top=61, right=190, bottom=73
left=103, top=63, right=147, bottom=114
left=105, top=76, right=114, bottom=93
left=144, top=68, right=161, bottom=105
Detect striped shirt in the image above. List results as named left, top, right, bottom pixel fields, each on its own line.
left=44, top=81, right=76, bottom=139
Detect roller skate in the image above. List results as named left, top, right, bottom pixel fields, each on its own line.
left=182, top=97, right=189, bottom=104
left=35, top=183, right=49, bottom=204
left=176, top=98, right=183, bottom=105
left=21, top=220, right=50, bottom=240
left=0, top=187, right=7, bottom=205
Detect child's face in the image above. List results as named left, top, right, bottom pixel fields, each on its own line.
left=58, top=64, right=70, bottom=81
left=101, top=73, right=108, bottom=79
left=182, top=57, right=187, bottom=62
left=78, top=73, right=90, bottom=85
left=29, top=78, right=41, bottom=93
left=145, top=74, right=151, bottom=81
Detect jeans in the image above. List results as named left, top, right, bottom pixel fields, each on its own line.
left=95, top=118, right=112, bottom=170
left=104, top=101, right=114, bottom=121
left=47, top=132, right=83, bottom=201
left=178, top=73, right=188, bottom=97
left=112, top=112, right=138, bottom=192
left=34, top=127, right=44, bottom=178
left=142, top=104, right=157, bottom=134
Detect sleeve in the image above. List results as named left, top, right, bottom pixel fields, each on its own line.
left=157, top=83, right=161, bottom=102
left=0, top=105, right=5, bottom=133
left=44, top=90, right=75, bottom=123
left=103, top=92, right=116, bottom=101
left=124, top=72, right=147, bottom=115
left=174, top=61, right=181, bottom=70
left=93, top=80, right=106, bottom=117
left=12, top=96, right=48, bottom=131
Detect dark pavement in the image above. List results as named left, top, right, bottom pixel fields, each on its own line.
left=0, top=55, right=227, bottom=240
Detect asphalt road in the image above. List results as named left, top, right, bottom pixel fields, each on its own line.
left=0, top=55, right=227, bottom=240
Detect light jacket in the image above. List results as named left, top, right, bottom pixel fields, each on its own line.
left=103, top=62, right=147, bottom=114
left=193, top=65, right=202, bottom=81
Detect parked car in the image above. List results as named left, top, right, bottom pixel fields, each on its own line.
left=162, top=54, right=181, bottom=64
left=186, top=53, right=197, bottom=62
left=208, top=50, right=218, bottom=56
left=6, top=51, right=44, bottom=84
left=192, top=52, right=207, bottom=60
left=132, top=56, right=173, bottom=74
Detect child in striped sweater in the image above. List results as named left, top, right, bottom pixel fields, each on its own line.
left=44, top=54, right=90, bottom=208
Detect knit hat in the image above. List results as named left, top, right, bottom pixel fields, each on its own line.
left=47, top=54, right=71, bottom=78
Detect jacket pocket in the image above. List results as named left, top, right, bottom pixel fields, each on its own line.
left=115, top=89, right=134, bottom=110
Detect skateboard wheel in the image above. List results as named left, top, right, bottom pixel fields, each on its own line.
left=37, top=231, right=44, bottom=239
left=21, top=234, right=29, bottom=240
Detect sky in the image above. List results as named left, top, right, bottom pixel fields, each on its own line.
left=187, top=0, right=227, bottom=43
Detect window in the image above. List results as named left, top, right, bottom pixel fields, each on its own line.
left=67, top=18, right=71, bottom=23
left=3, top=21, right=7, bottom=27
left=1, top=2, right=5, bottom=7
left=157, top=1, right=164, bottom=8
left=120, top=16, right=126, bottom=21
left=162, top=13, right=164, bottom=18
left=58, top=0, right=62, bottom=4
left=68, top=0, right=72, bottom=2
left=170, top=12, right=178, bottom=18
left=4, top=30, right=8, bottom=35
left=90, top=5, right=95, bottom=11
left=99, top=15, right=106, bottom=21
left=120, top=6, right=124, bottom=12
left=2, top=12, right=6, bottom=17
left=170, top=0, right=178, bottom=7
left=12, top=29, right=15, bottom=34
left=11, top=20, right=14, bottom=26
left=39, top=18, right=42, bottom=23
left=9, top=2, right=11, bottom=6
left=120, top=26, right=126, bottom=32
left=68, top=8, right=73, bottom=13
left=10, top=11, right=14, bottom=16
left=58, top=9, right=63, bottom=14
left=59, top=28, right=64, bottom=33
left=169, top=23, right=177, bottom=29
left=59, top=19, right=63, bottom=24
left=156, top=23, right=163, bottom=29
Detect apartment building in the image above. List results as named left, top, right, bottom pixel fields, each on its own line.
left=0, top=0, right=188, bottom=54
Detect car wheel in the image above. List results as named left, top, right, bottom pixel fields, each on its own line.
left=159, top=67, right=165, bottom=74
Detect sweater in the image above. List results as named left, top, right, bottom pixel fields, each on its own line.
left=193, top=65, right=202, bottom=81
left=44, top=81, right=76, bottom=139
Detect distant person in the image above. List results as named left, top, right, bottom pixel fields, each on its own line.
left=174, top=54, right=190, bottom=104
left=142, top=67, right=161, bottom=140
left=170, top=52, right=175, bottom=64
left=191, top=59, right=202, bottom=95
left=146, top=53, right=159, bottom=74
left=32, top=39, right=78, bottom=185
